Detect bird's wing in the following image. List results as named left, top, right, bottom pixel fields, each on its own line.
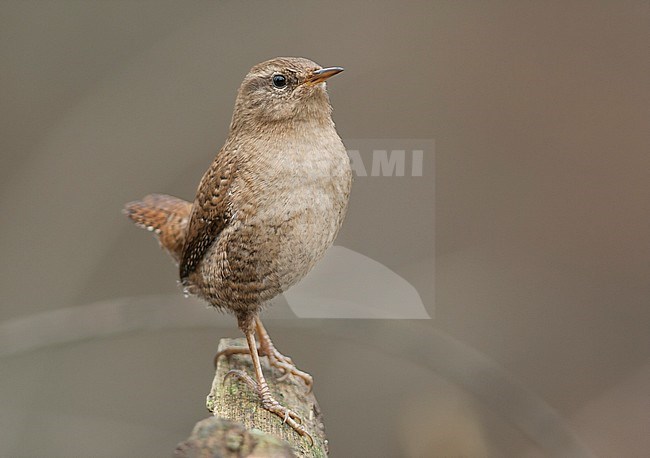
left=179, top=150, right=238, bottom=281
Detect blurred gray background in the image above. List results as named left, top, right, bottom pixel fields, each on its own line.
left=1, top=1, right=649, bottom=457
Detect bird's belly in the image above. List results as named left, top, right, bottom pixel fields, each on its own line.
left=277, top=197, right=341, bottom=288
left=254, top=182, right=345, bottom=290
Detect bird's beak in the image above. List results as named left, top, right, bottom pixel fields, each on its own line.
left=306, top=66, right=344, bottom=85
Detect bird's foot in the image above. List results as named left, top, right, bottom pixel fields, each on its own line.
left=260, top=341, right=314, bottom=392
left=224, top=369, right=313, bottom=446
left=213, top=345, right=258, bottom=367
left=214, top=343, right=313, bottom=392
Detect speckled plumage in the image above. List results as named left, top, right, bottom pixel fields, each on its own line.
left=127, top=58, right=351, bottom=316
left=180, top=57, right=351, bottom=316
left=124, top=57, right=351, bottom=442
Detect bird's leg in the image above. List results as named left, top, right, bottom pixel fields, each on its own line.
left=224, top=314, right=313, bottom=445
left=213, top=318, right=313, bottom=392
left=255, top=317, right=314, bottom=391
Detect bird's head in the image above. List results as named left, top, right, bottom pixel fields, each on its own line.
left=230, top=57, right=344, bottom=129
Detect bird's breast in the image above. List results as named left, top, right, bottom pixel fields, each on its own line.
left=234, top=130, right=352, bottom=290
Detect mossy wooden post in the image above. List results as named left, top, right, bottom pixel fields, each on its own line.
left=177, top=338, right=328, bottom=457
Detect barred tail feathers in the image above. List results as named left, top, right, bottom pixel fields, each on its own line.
left=123, top=194, right=192, bottom=262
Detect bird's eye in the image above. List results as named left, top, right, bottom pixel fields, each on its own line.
left=272, top=74, right=287, bottom=88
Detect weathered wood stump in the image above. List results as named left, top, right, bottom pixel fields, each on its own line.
left=175, top=338, right=328, bottom=457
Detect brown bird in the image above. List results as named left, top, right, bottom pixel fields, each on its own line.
left=124, top=57, right=351, bottom=442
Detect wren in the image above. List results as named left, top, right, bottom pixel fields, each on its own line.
left=124, top=57, right=352, bottom=443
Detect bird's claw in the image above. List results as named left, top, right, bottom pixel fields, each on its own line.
left=214, top=346, right=258, bottom=368
left=223, top=369, right=258, bottom=392
left=262, top=345, right=314, bottom=392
